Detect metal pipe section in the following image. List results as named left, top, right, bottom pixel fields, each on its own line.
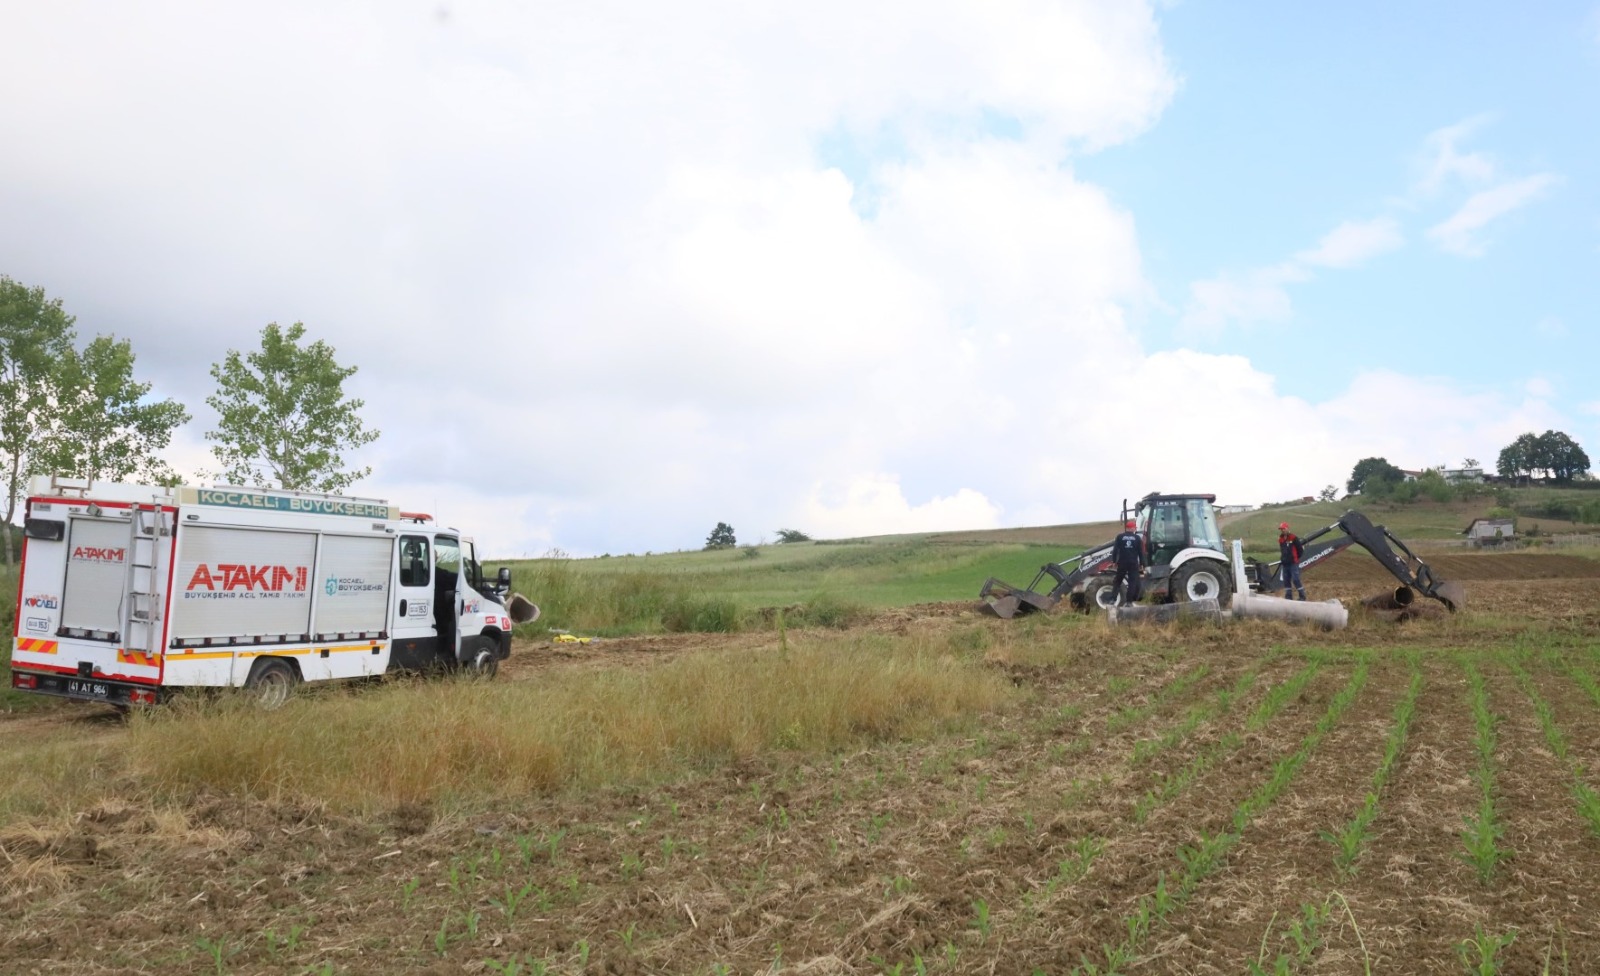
left=1109, top=598, right=1224, bottom=626
left=1230, top=591, right=1348, bottom=630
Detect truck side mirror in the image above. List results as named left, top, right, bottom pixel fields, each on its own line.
left=497, top=567, right=511, bottom=585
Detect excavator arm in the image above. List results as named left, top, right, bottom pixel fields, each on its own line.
left=1251, top=510, right=1464, bottom=611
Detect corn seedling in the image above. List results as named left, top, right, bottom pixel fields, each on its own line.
left=970, top=899, right=992, bottom=941
left=1456, top=924, right=1516, bottom=975
left=492, top=882, right=537, bottom=920
left=265, top=924, right=308, bottom=958
left=1458, top=663, right=1509, bottom=884
left=194, top=935, right=235, bottom=976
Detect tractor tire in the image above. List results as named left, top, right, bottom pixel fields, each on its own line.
left=1084, top=580, right=1119, bottom=612
left=1170, top=559, right=1232, bottom=606
left=243, top=657, right=299, bottom=710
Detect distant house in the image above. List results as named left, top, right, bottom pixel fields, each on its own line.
left=1463, top=518, right=1515, bottom=546
left=1398, top=469, right=1424, bottom=482
left=1217, top=504, right=1254, bottom=515
left=1442, top=466, right=1485, bottom=484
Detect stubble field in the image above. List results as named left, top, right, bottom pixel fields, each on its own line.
left=3, top=555, right=1600, bottom=975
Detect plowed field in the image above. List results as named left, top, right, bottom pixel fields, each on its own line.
left=4, top=554, right=1600, bottom=975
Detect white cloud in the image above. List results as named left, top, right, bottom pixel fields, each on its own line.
left=804, top=476, right=1001, bottom=538
left=1526, top=377, right=1557, bottom=399
left=1295, top=217, right=1403, bottom=269
left=1179, top=266, right=1302, bottom=337
left=1180, top=213, right=1399, bottom=337
left=1426, top=173, right=1561, bottom=257
left=1415, top=116, right=1498, bottom=196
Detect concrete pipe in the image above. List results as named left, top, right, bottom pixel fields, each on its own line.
left=1230, top=591, right=1348, bottom=630
left=1109, top=598, right=1224, bottom=626
left=1361, top=587, right=1415, bottom=611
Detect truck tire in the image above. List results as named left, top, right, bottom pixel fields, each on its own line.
left=244, top=657, right=299, bottom=710
left=459, top=636, right=500, bottom=678
left=1170, top=559, right=1232, bottom=606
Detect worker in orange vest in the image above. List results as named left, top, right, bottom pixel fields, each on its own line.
left=1278, top=521, right=1307, bottom=600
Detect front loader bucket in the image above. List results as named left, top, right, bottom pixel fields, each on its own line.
left=979, top=577, right=1059, bottom=619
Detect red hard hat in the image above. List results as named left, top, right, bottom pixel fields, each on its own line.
left=1125, top=520, right=1136, bottom=529
left=1279, top=522, right=1289, bottom=530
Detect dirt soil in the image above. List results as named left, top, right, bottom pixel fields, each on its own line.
left=4, top=554, right=1600, bottom=974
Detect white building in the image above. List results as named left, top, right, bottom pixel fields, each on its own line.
left=1463, top=518, right=1514, bottom=545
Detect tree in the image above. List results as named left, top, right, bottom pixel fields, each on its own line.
left=0, top=278, right=80, bottom=565
left=205, top=322, right=379, bottom=492
left=1536, top=430, right=1590, bottom=482
left=704, top=522, right=737, bottom=549
left=1318, top=485, right=1337, bottom=502
left=45, top=335, right=190, bottom=486
left=1497, top=433, right=1540, bottom=483
left=1462, top=458, right=1479, bottom=470
left=1495, top=431, right=1589, bottom=483
left=774, top=528, right=811, bottom=543
left=1346, top=457, right=1404, bottom=496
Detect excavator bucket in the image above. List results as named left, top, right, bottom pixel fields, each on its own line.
left=1431, top=579, right=1466, bottom=613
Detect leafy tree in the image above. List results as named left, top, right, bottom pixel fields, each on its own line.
left=205, top=322, right=379, bottom=492
left=775, top=528, right=812, bottom=543
left=0, top=277, right=76, bottom=565
left=704, top=522, right=737, bottom=550
left=1346, top=457, right=1404, bottom=496
left=1496, top=431, right=1589, bottom=483
left=1496, top=433, right=1540, bottom=483
left=46, top=335, right=190, bottom=486
left=1414, top=469, right=1456, bottom=503
left=1462, top=457, right=1479, bottom=469
left=1318, top=485, right=1337, bottom=502
left=1536, top=430, right=1590, bottom=481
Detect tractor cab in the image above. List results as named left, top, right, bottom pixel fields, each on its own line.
left=1132, top=493, right=1224, bottom=568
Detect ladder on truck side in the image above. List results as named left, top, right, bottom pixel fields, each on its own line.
left=123, top=503, right=172, bottom=664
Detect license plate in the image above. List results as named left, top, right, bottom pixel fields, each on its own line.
left=66, top=679, right=110, bottom=698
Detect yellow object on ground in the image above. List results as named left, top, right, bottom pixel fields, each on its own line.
left=552, top=633, right=593, bottom=644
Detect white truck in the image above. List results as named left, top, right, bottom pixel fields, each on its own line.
left=9, top=475, right=530, bottom=707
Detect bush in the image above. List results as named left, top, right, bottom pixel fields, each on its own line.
left=788, top=592, right=869, bottom=630
left=661, top=596, right=743, bottom=633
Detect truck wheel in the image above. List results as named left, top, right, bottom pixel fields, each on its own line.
left=468, top=648, right=498, bottom=678
left=244, top=658, right=299, bottom=709
left=461, top=637, right=499, bottom=678
left=1171, top=560, right=1232, bottom=606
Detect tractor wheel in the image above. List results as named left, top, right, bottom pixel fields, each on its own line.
left=243, top=657, right=299, bottom=710
left=1084, top=580, right=1118, bottom=612
left=1170, top=560, right=1232, bottom=606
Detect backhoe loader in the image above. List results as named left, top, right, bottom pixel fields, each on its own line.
left=978, top=495, right=1463, bottom=618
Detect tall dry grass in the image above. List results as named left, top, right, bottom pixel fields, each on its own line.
left=119, top=634, right=1010, bottom=812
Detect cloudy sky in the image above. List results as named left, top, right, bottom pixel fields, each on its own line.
left=3, top=2, right=1596, bottom=557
